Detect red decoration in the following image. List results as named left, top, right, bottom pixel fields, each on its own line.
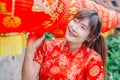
left=0, top=0, right=119, bottom=37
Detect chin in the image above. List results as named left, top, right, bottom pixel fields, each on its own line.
left=65, top=35, right=74, bottom=42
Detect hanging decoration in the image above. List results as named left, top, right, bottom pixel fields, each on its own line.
left=0, top=32, right=26, bottom=56
left=0, top=0, right=119, bottom=37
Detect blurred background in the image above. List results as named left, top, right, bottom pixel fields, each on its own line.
left=0, top=0, right=120, bottom=80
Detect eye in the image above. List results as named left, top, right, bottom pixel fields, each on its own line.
left=73, top=19, right=78, bottom=23
left=81, top=26, right=86, bottom=30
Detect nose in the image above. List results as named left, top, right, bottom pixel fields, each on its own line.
left=69, top=25, right=78, bottom=33
left=68, top=21, right=79, bottom=32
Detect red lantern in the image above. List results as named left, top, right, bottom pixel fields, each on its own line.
left=0, top=0, right=119, bottom=37
left=0, top=0, right=69, bottom=37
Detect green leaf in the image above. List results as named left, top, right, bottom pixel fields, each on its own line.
left=106, top=32, right=120, bottom=79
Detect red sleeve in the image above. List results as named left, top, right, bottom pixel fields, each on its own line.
left=33, top=41, right=47, bottom=64
left=85, top=52, right=104, bottom=80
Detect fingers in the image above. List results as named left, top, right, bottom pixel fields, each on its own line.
left=27, top=33, right=46, bottom=50
left=34, top=33, right=45, bottom=49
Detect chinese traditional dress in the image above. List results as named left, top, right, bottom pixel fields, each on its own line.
left=34, top=40, right=104, bottom=80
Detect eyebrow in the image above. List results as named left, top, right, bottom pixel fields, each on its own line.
left=81, top=23, right=89, bottom=30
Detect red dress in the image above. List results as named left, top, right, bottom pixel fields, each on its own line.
left=34, top=40, right=104, bottom=80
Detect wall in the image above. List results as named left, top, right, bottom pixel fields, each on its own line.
left=0, top=48, right=25, bottom=80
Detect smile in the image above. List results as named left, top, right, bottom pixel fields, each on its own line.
left=68, top=27, right=77, bottom=37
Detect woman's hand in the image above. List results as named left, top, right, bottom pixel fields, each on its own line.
left=22, top=33, right=45, bottom=80
left=26, top=33, right=46, bottom=53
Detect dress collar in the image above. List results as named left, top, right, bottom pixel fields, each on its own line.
left=60, top=39, right=87, bottom=54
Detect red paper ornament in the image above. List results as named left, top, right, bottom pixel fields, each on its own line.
left=0, top=0, right=119, bottom=37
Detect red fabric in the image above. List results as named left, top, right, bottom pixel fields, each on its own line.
left=34, top=40, right=104, bottom=80
left=0, top=0, right=119, bottom=37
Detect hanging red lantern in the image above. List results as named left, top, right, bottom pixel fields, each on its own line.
left=0, top=0, right=69, bottom=37
left=0, top=0, right=119, bottom=37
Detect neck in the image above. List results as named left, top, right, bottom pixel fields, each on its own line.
left=68, top=41, right=82, bottom=51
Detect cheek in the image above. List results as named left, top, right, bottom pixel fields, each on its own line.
left=68, top=20, right=77, bottom=27
left=78, top=32, right=89, bottom=40
left=68, top=21, right=72, bottom=27
left=65, top=28, right=69, bottom=35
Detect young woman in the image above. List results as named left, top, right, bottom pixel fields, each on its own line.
left=22, top=9, right=107, bottom=80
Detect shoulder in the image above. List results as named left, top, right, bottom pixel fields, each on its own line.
left=86, top=47, right=102, bottom=62
left=85, top=47, right=104, bottom=79
left=43, top=39, right=64, bottom=50
left=44, top=39, right=64, bottom=46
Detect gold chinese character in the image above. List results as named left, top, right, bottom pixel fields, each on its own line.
left=0, top=2, right=7, bottom=13
left=67, top=15, right=73, bottom=21
left=70, top=0, right=76, bottom=5
left=42, top=21, right=53, bottom=28
left=50, top=12, right=59, bottom=22
left=69, top=6, right=77, bottom=14
left=57, top=3, right=63, bottom=13
left=0, top=2, right=11, bottom=15
left=54, top=29, right=63, bottom=34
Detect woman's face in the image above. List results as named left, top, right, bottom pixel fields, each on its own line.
left=65, top=18, right=90, bottom=44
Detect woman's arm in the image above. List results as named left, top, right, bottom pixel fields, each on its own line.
left=22, top=33, right=45, bottom=80
left=22, top=49, right=40, bottom=80
left=85, top=54, right=104, bottom=80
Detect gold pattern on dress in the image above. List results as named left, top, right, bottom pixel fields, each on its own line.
left=71, top=65, right=77, bottom=71
left=76, top=50, right=83, bottom=58
left=50, top=66, right=60, bottom=74
left=52, top=51, right=59, bottom=57
left=97, top=73, right=104, bottom=80
left=92, top=51, right=102, bottom=62
left=2, top=16, right=21, bottom=28
left=47, top=78, right=51, bottom=80
left=72, top=49, right=78, bottom=55
left=59, top=78, right=63, bottom=80
left=47, top=78, right=55, bottom=80
left=67, top=65, right=77, bottom=79
left=90, top=65, right=99, bottom=77
left=35, top=51, right=43, bottom=64
left=43, top=43, right=47, bottom=52
left=86, top=48, right=90, bottom=52
left=59, top=55, right=68, bottom=66
left=62, top=47, right=69, bottom=52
